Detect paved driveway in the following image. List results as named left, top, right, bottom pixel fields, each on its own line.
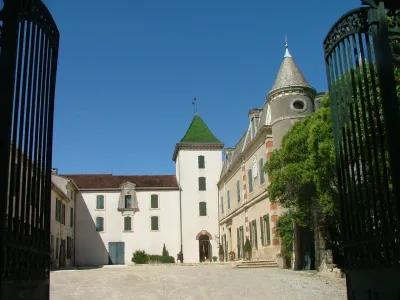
left=50, top=265, right=346, bottom=300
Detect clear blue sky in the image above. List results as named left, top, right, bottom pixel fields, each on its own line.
left=48, top=0, right=358, bottom=175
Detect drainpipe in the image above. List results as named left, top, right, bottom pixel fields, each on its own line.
left=177, top=154, right=184, bottom=263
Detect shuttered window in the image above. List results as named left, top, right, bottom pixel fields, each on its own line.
left=254, top=220, right=258, bottom=250
left=96, top=195, right=104, bottom=209
left=61, top=203, right=66, bottom=225
left=56, top=238, right=59, bottom=258
left=220, top=196, right=224, bottom=214
left=96, top=217, right=104, bottom=232
left=70, top=207, right=74, bottom=227
left=199, top=202, right=207, bottom=216
left=227, top=190, right=231, bottom=209
left=124, top=216, right=132, bottom=231
left=236, top=180, right=241, bottom=201
left=259, top=158, right=265, bottom=184
left=248, top=169, right=253, bottom=193
left=151, top=194, right=159, bottom=209
left=198, top=177, right=206, bottom=191
left=55, top=199, right=59, bottom=221
left=198, top=155, right=205, bottom=169
left=260, top=216, right=265, bottom=246
left=151, top=216, right=159, bottom=231
left=264, top=214, right=271, bottom=245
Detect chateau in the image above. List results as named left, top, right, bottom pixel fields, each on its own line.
left=51, top=42, right=324, bottom=266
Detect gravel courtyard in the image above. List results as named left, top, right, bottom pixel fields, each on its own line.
left=50, top=265, right=347, bottom=300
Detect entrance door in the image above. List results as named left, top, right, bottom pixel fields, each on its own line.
left=109, top=242, right=125, bottom=265
left=237, top=226, right=244, bottom=260
left=198, top=235, right=211, bottom=262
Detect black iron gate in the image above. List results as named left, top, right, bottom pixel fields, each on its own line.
left=0, top=0, right=59, bottom=299
left=324, top=1, right=400, bottom=299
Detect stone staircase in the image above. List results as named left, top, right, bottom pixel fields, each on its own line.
left=235, top=259, right=279, bottom=269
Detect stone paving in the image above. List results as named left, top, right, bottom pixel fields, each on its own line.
left=50, top=264, right=347, bottom=300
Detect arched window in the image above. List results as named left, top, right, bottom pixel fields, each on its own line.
left=124, top=216, right=132, bottom=231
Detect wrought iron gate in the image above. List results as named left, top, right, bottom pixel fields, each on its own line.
left=324, top=1, right=400, bottom=299
left=0, top=0, right=59, bottom=299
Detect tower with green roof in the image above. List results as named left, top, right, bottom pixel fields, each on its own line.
left=173, top=113, right=224, bottom=263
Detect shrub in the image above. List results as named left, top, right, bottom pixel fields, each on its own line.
left=212, top=256, right=218, bottom=262
left=160, top=255, right=175, bottom=264
left=162, top=243, right=169, bottom=257
left=244, top=237, right=252, bottom=253
left=132, top=250, right=149, bottom=264
left=148, top=255, right=162, bottom=263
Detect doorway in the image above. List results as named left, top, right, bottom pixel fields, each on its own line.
left=198, top=235, right=211, bottom=262
left=108, top=242, right=125, bottom=265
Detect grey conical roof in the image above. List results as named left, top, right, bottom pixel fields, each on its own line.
left=271, top=44, right=310, bottom=91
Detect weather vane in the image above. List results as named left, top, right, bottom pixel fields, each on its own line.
left=192, top=96, right=197, bottom=115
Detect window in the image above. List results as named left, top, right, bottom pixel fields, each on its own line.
left=291, top=99, right=307, bottom=112
left=227, top=190, right=230, bottom=209
left=198, top=177, right=206, bottom=191
left=259, top=158, right=265, bottom=184
left=151, top=216, right=159, bottom=231
left=220, top=196, right=224, bottom=214
left=124, top=195, right=132, bottom=208
left=252, top=156, right=258, bottom=178
left=96, top=195, right=105, bottom=209
left=61, top=203, right=66, bottom=225
left=96, top=217, right=104, bottom=232
left=124, top=216, right=132, bottom=231
left=150, top=194, right=159, bottom=209
left=248, top=169, right=253, bottom=193
left=55, top=199, right=60, bottom=222
left=67, top=237, right=72, bottom=259
left=249, top=220, right=258, bottom=249
left=198, top=155, right=205, bottom=169
left=55, top=238, right=59, bottom=259
left=199, top=202, right=207, bottom=216
left=70, top=207, right=74, bottom=227
left=263, top=214, right=271, bottom=245
left=236, top=180, right=241, bottom=201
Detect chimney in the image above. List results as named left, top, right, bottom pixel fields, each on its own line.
left=248, top=108, right=262, bottom=120
left=52, top=168, right=58, bottom=175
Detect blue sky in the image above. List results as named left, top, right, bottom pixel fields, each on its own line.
left=47, top=0, right=358, bottom=175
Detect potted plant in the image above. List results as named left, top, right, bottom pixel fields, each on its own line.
left=218, top=244, right=224, bottom=262
left=229, top=251, right=236, bottom=261
left=244, top=237, right=252, bottom=261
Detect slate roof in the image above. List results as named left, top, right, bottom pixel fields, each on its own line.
left=220, top=101, right=269, bottom=178
left=180, top=114, right=222, bottom=144
left=60, top=174, right=179, bottom=189
left=271, top=46, right=310, bottom=91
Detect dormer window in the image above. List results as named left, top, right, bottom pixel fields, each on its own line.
left=125, top=195, right=132, bottom=208
left=118, top=182, right=139, bottom=213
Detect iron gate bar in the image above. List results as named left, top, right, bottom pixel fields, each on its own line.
left=324, top=1, right=400, bottom=298
left=0, top=0, right=59, bottom=298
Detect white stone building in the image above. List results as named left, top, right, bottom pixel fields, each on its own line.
left=61, top=114, right=223, bottom=265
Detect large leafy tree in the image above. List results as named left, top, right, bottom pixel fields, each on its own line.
left=265, top=94, right=338, bottom=225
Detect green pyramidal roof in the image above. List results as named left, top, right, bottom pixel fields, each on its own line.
left=180, top=114, right=222, bottom=143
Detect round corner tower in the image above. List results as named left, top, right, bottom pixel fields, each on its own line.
left=267, top=41, right=316, bottom=149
